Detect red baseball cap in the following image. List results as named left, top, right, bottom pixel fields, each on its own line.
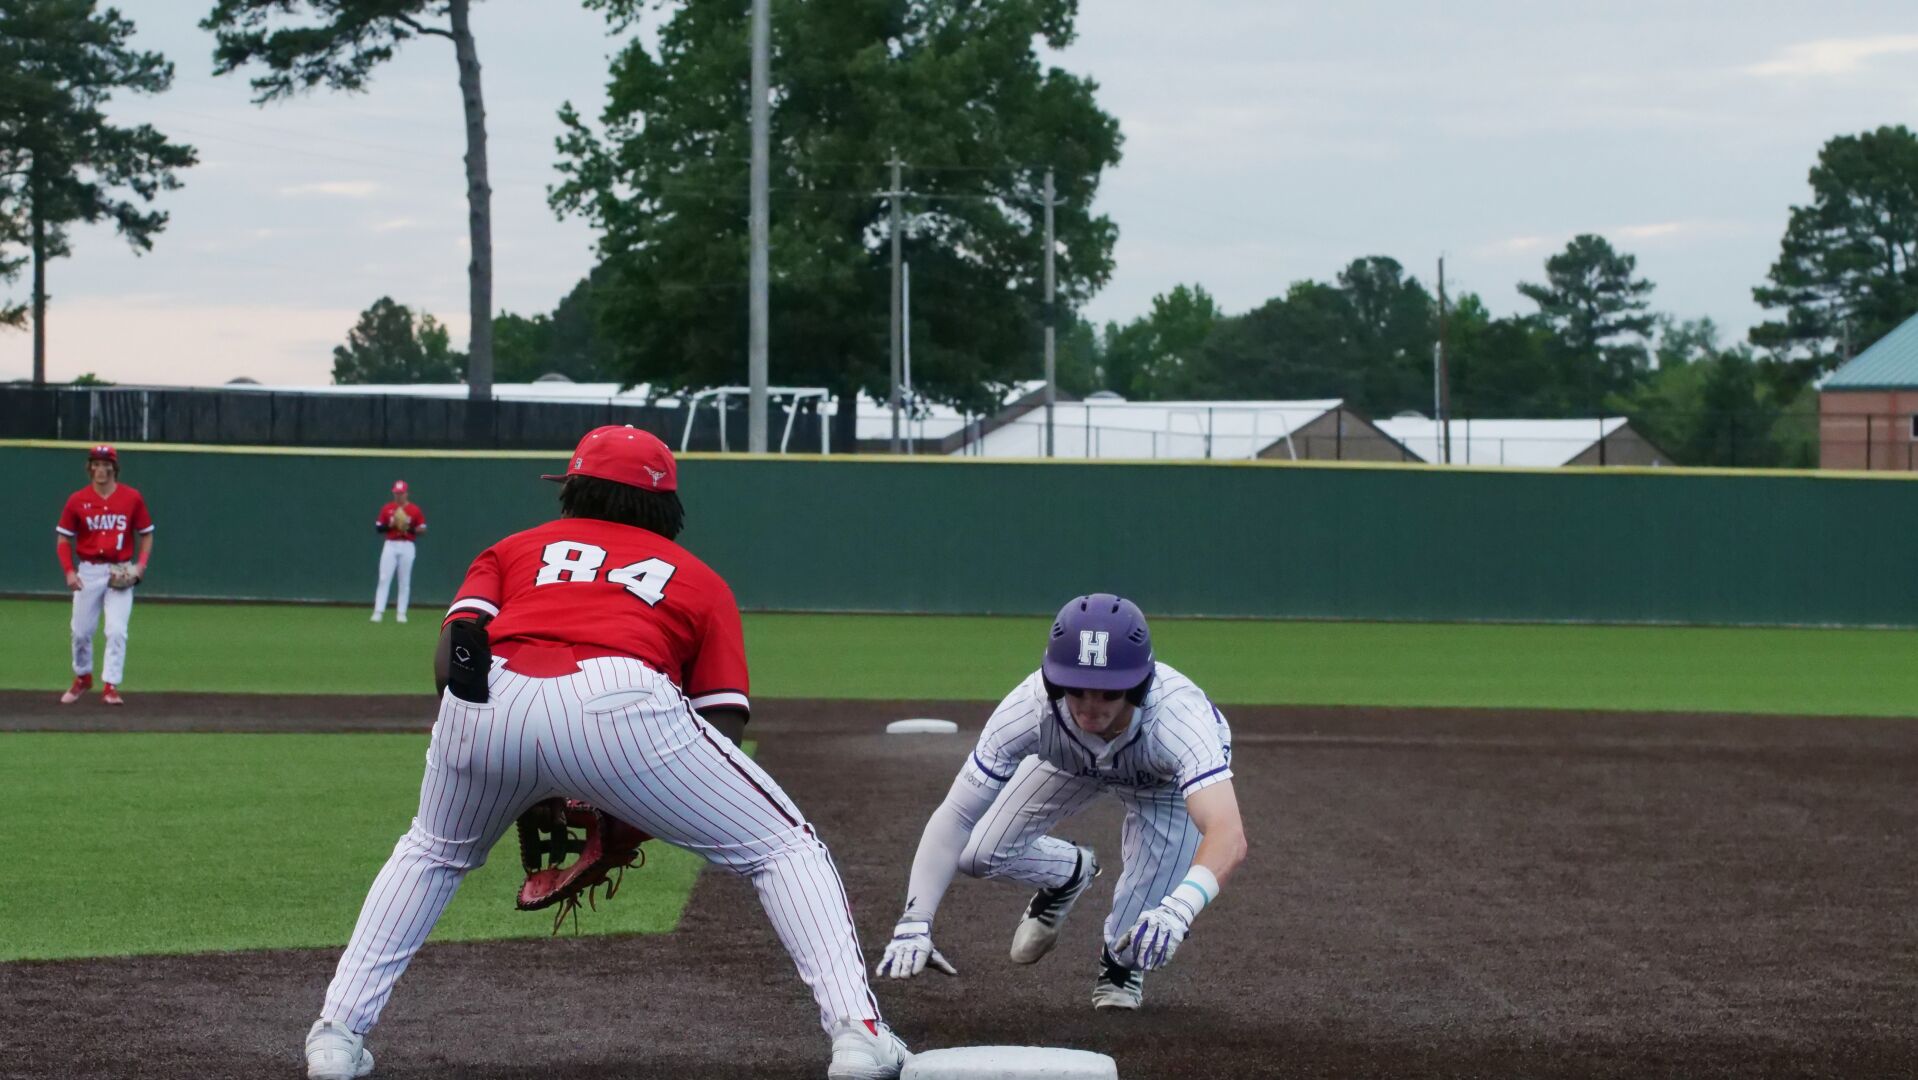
left=542, top=425, right=677, bottom=492
left=392, top=479, right=409, bottom=494
left=88, top=444, right=117, bottom=462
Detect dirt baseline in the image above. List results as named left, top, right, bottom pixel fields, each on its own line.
left=3, top=695, right=1915, bottom=1079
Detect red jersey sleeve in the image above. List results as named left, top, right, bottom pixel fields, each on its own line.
left=56, top=493, right=82, bottom=538
left=684, top=579, right=751, bottom=715
left=409, top=504, right=426, bottom=529
left=375, top=503, right=393, bottom=528
left=130, top=492, right=153, bottom=534
left=443, top=545, right=504, bottom=626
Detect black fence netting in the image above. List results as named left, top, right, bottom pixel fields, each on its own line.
left=0, top=386, right=830, bottom=453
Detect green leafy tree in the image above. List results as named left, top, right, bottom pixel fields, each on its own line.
left=1336, top=256, right=1435, bottom=413
left=1517, top=234, right=1656, bottom=407
left=1610, top=318, right=1809, bottom=467
left=0, top=0, right=195, bottom=384
left=204, top=0, right=501, bottom=401
left=554, top=0, right=1122, bottom=442
left=1170, top=261, right=1434, bottom=416
left=332, top=297, right=466, bottom=384
left=1752, top=124, right=1918, bottom=376
left=1444, top=295, right=1568, bottom=417
left=1100, top=284, right=1220, bottom=400
left=493, top=268, right=617, bottom=385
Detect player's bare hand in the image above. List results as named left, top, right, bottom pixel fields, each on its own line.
left=65, top=571, right=81, bottom=591
left=876, top=917, right=957, bottom=978
left=1115, top=904, right=1190, bottom=971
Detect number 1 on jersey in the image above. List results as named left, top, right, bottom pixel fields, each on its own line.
left=537, top=541, right=676, bottom=607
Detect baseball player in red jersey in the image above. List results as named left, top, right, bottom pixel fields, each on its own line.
left=305, top=426, right=911, bottom=1080
left=370, top=480, right=425, bottom=623
left=54, top=445, right=155, bottom=706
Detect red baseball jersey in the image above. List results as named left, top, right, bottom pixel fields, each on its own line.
left=56, top=484, right=154, bottom=563
left=376, top=501, right=426, bottom=541
left=444, top=518, right=750, bottom=715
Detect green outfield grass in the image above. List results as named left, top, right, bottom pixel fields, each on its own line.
left=0, top=732, right=710, bottom=961
left=1, top=597, right=1915, bottom=715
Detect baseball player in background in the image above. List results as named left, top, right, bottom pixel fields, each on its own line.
left=306, top=427, right=911, bottom=1080
left=875, top=594, right=1247, bottom=1010
left=54, top=445, right=155, bottom=706
left=370, top=480, right=425, bottom=623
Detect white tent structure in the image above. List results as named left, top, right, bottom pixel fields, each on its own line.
left=953, top=398, right=1346, bottom=460
left=1373, top=417, right=1663, bottom=467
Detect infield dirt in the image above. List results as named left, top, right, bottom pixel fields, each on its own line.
left=3, top=696, right=1914, bottom=1079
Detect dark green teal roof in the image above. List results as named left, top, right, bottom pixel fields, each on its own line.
left=1825, top=312, right=1918, bottom=388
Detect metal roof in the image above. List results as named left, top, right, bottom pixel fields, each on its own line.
left=1824, top=312, right=1918, bottom=388
left=1373, top=417, right=1630, bottom=467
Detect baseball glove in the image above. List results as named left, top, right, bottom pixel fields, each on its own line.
left=515, top=797, right=651, bottom=934
left=390, top=509, right=412, bottom=533
left=107, top=562, right=141, bottom=590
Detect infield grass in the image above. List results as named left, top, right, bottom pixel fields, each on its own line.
left=0, top=732, right=711, bottom=962
left=1, top=598, right=1915, bottom=715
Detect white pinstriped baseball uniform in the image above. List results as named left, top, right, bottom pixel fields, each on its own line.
left=898, top=662, right=1234, bottom=948
left=318, top=517, right=884, bottom=1041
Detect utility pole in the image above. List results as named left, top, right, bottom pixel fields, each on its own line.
left=1437, top=255, right=1451, bottom=464
left=747, top=0, right=770, bottom=453
left=1043, top=168, right=1057, bottom=458
left=889, top=154, right=904, bottom=454
left=903, top=261, right=913, bottom=454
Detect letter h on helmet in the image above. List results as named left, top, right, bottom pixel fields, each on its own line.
left=1041, top=593, right=1155, bottom=705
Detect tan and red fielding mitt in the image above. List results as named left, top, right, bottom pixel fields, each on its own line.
left=514, top=797, right=651, bottom=933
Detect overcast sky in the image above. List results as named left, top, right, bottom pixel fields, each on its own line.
left=4, top=1, right=1915, bottom=386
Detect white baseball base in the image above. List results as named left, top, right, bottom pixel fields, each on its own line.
left=886, top=718, right=960, bottom=734
left=902, top=1046, right=1118, bottom=1079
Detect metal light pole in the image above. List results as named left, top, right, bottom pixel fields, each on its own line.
left=1043, top=169, right=1056, bottom=458
left=747, top=0, right=770, bottom=453
left=889, top=155, right=904, bottom=453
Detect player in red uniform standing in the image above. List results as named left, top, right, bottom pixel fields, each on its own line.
left=54, top=444, right=155, bottom=706
left=370, top=479, right=425, bottom=623
left=304, top=426, right=911, bottom=1080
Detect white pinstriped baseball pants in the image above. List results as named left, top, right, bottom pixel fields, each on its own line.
left=959, top=757, right=1204, bottom=950
left=320, top=656, right=881, bottom=1037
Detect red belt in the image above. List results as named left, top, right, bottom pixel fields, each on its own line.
left=493, top=642, right=640, bottom=678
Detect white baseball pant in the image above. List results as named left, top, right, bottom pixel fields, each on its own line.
left=372, top=539, right=416, bottom=619
left=70, top=561, right=134, bottom=685
left=960, top=756, right=1204, bottom=950
left=320, top=655, right=882, bottom=1037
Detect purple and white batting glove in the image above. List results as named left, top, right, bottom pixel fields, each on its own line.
left=1116, top=903, right=1191, bottom=971
left=876, top=917, right=958, bottom=979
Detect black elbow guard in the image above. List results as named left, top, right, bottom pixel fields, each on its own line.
left=446, top=617, right=493, bottom=703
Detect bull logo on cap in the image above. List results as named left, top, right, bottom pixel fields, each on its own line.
left=644, top=466, right=667, bottom=487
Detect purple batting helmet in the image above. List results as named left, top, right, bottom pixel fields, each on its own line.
left=1042, top=594, right=1155, bottom=701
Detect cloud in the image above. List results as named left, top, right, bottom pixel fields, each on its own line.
left=1614, top=222, right=1688, bottom=241
left=1744, top=35, right=1918, bottom=78
left=1476, top=235, right=1554, bottom=257
left=371, top=217, right=423, bottom=233
left=278, top=180, right=381, bottom=198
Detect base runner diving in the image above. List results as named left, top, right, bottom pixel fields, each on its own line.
left=874, top=594, right=1248, bottom=1010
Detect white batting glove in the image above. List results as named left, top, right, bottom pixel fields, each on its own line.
left=1115, top=903, right=1191, bottom=971
left=875, top=917, right=958, bottom=979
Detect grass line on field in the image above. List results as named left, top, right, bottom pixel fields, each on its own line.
left=0, top=733, right=707, bottom=962
left=2, top=598, right=1914, bottom=716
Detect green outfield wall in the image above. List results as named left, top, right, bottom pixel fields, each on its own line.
left=2, top=441, right=1912, bottom=626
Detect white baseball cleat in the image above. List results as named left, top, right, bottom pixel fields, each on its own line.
left=396, top=613, right=407, bottom=623
left=369, top=612, right=383, bottom=623
left=1010, top=844, right=1100, bottom=964
left=1091, top=948, right=1144, bottom=1010
left=827, top=1018, right=910, bottom=1080
left=306, top=1019, right=374, bottom=1080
